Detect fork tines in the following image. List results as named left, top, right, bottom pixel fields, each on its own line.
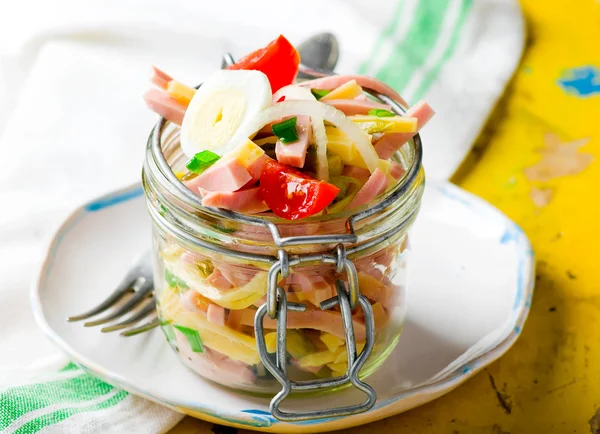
left=68, top=252, right=159, bottom=337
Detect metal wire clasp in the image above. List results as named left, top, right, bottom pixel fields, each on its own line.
left=255, top=244, right=376, bottom=421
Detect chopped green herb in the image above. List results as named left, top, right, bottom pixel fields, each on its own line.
left=310, top=88, right=331, bottom=100
left=160, top=320, right=176, bottom=343
left=211, top=223, right=237, bottom=234
left=186, top=150, right=220, bottom=174
left=272, top=117, right=299, bottom=144
left=165, top=269, right=189, bottom=289
left=368, top=108, right=396, bottom=117
left=174, top=325, right=204, bottom=352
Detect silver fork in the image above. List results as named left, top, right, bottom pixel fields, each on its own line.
left=67, top=251, right=159, bottom=337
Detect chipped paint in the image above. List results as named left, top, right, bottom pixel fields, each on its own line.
left=589, top=408, right=600, bottom=434
left=524, top=133, right=593, bottom=182
left=529, top=186, right=554, bottom=208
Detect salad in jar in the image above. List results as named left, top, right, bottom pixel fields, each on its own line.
left=142, top=35, right=433, bottom=394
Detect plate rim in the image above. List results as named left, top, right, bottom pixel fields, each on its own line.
left=30, top=181, right=535, bottom=432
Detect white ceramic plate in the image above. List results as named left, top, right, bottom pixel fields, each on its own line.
left=31, top=181, right=534, bottom=433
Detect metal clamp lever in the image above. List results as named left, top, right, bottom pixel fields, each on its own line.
left=255, top=281, right=376, bottom=422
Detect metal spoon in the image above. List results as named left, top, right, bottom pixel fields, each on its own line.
left=297, top=32, right=339, bottom=79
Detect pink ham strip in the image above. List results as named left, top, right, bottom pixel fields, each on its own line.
left=143, top=89, right=187, bottom=125
left=305, top=287, right=333, bottom=307
left=207, top=269, right=233, bottom=291
left=219, top=264, right=258, bottom=288
left=284, top=272, right=329, bottom=292
left=177, top=337, right=256, bottom=386
left=341, top=165, right=371, bottom=183
left=184, top=158, right=251, bottom=193
left=242, top=308, right=366, bottom=342
left=348, top=168, right=390, bottom=210
left=150, top=66, right=173, bottom=90
left=201, top=187, right=269, bottom=214
left=374, top=101, right=435, bottom=159
left=275, top=115, right=312, bottom=168
left=207, top=304, right=226, bottom=326
left=180, top=290, right=206, bottom=314
left=390, top=162, right=406, bottom=180
left=291, top=358, right=321, bottom=374
left=300, top=75, right=409, bottom=108
left=323, top=99, right=392, bottom=116
left=246, top=154, right=271, bottom=185
left=181, top=251, right=204, bottom=265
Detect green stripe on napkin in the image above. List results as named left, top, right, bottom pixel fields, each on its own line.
left=359, top=0, right=474, bottom=103
left=0, top=363, right=128, bottom=434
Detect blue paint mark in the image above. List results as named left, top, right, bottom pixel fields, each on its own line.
left=500, top=222, right=524, bottom=244
left=241, top=408, right=337, bottom=425
left=498, top=222, right=534, bottom=312
left=514, top=325, right=521, bottom=334
left=84, top=186, right=144, bottom=212
left=462, top=365, right=471, bottom=374
left=241, top=409, right=274, bottom=417
left=240, top=409, right=276, bottom=426
left=558, top=66, right=600, bottom=97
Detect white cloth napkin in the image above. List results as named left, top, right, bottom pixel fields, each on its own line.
left=0, top=0, right=524, bottom=432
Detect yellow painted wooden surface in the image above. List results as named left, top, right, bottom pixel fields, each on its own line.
left=170, top=1, right=600, bottom=432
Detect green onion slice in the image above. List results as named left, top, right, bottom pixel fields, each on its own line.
left=310, top=88, right=331, bottom=100
left=327, top=177, right=363, bottom=214
left=272, top=116, right=299, bottom=144
left=160, top=320, right=177, bottom=343
left=165, top=269, right=189, bottom=289
left=174, top=325, right=204, bottom=353
left=330, top=176, right=363, bottom=199
left=186, top=150, right=220, bottom=174
left=368, top=108, right=396, bottom=117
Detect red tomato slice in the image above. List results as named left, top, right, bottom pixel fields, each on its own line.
left=227, top=35, right=300, bottom=92
left=259, top=160, right=340, bottom=220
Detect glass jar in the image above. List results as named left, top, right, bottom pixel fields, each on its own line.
left=142, top=117, right=424, bottom=396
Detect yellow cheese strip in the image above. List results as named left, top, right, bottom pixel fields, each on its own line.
left=320, top=333, right=345, bottom=353
left=333, top=342, right=366, bottom=364
left=328, top=362, right=348, bottom=375
left=325, top=126, right=368, bottom=169
left=357, top=272, right=392, bottom=305
left=167, top=80, right=196, bottom=105
left=225, top=139, right=264, bottom=166
left=159, top=289, right=260, bottom=365
left=328, top=155, right=343, bottom=177
left=320, top=79, right=363, bottom=101
left=298, top=350, right=337, bottom=368
left=265, top=330, right=315, bottom=359
left=349, top=115, right=417, bottom=134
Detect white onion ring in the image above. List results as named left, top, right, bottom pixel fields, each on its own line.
left=231, top=100, right=379, bottom=174
left=311, top=117, right=329, bottom=181
left=272, top=85, right=315, bottom=103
